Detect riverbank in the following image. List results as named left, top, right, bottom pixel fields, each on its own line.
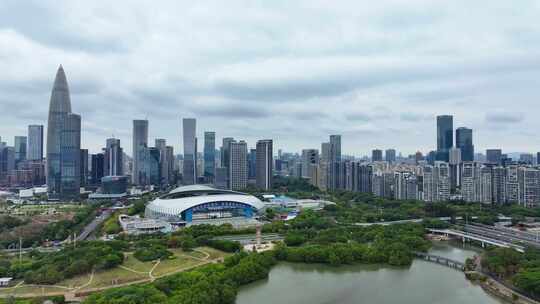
left=465, top=271, right=540, bottom=304
left=236, top=242, right=505, bottom=304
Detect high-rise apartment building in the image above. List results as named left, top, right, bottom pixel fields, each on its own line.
left=27, top=125, right=44, bottom=160
left=422, top=162, right=450, bottom=202
left=229, top=140, right=247, bottom=190
left=449, top=147, right=461, bottom=192
left=372, top=149, right=383, bottom=162
left=394, top=171, right=418, bottom=200
left=301, top=149, right=319, bottom=180
left=256, top=139, right=273, bottom=190
left=492, top=167, right=506, bottom=205
left=248, top=149, right=257, bottom=180
left=165, top=146, right=175, bottom=185
left=518, top=167, right=540, bottom=208
left=505, top=165, right=519, bottom=203
left=385, top=149, right=396, bottom=163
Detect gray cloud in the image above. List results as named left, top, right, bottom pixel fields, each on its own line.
left=399, top=112, right=432, bottom=122
left=485, top=112, right=525, bottom=124
left=1, top=0, right=540, bottom=155
left=193, top=103, right=269, bottom=119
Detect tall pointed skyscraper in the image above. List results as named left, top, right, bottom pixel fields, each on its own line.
left=46, top=65, right=81, bottom=200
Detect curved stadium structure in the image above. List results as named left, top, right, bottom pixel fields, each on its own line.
left=145, top=185, right=264, bottom=226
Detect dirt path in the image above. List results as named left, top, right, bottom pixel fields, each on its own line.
left=0, top=248, right=218, bottom=300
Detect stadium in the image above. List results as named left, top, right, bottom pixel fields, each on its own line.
left=145, top=185, right=264, bottom=226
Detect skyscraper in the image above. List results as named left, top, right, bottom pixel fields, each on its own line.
left=46, top=65, right=81, bottom=199
left=321, top=142, right=330, bottom=162
left=436, top=115, right=453, bottom=161
left=449, top=147, right=461, bottom=192
left=330, top=135, right=341, bottom=162
left=256, top=139, right=273, bottom=190
left=248, top=148, right=257, bottom=180
left=520, top=153, right=534, bottom=165
left=385, top=149, right=396, bottom=163
left=204, top=132, right=216, bottom=181
left=147, top=147, right=161, bottom=186
left=91, top=153, right=104, bottom=185
left=486, top=149, right=502, bottom=165
left=229, top=140, right=247, bottom=190
left=301, top=149, right=319, bottom=180
left=182, top=118, right=197, bottom=185
left=372, top=149, right=383, bottom=162
left=154, top=139, right=169, bottom=186
left=14, top=136, right=27, bottom=165
left=80, top=149, right=88, bottom=187
left=328, top=135, right=341, bottom=190
left=105, top=138, right=123, bottom=177
left=0, top=146, right=15, bottom=180
left=221, top=137, right=235, bottom=168
left=456, top=127, right=474, bottom=162
left=220, top=137, right=235, bottom=188
left=132, top=120, right=148, bottom=185
left=27, top=125, right=44, bottom=160
left=164, top=146, right=175, bottom=185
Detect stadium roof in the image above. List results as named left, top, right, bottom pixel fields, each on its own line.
left=169, top=185, right=216, bottom=194
left=147, top=186, right=264, bottom=216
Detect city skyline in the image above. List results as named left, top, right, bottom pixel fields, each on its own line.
left=1, top=1, right=540, bottom=155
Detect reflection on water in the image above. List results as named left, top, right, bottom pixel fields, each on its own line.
left=236, top=242, right=505, bottom=304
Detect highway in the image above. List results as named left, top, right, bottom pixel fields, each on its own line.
left=457, top=223, right=540, bottom=249
left=76, top=209, right=113, bottom=241
left=213, top=233, right=284, bottom=245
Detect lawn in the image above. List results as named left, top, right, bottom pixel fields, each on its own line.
left=122, top=253, right=156, bottom=273
left=151, top=255, right=203, bottom=277
left=0, top=285, right=67, bottom=297
left=198, top=247, right=231, bottom=260
left=0, top=246, right=231, bottom=297
left=85, top=267, right=148, bottom=289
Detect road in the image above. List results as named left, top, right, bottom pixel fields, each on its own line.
left=76, top=209, right=113, bottom=241
left=461, top=223, right=540, bottom=249
left=1, top=209, right=113, bottom=254
left=213, top=233, right=284, bottom=245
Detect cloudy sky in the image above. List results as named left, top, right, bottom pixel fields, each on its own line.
left=1, top=0, right=540, bottom=156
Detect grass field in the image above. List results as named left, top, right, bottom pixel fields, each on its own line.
left=122, top=253, right=157, bottom=273
left=152, top=255, right=203, bottom=277
left=0, top=285, right=67, bottom=297
left=0, top=246, right=230, bottom=298
left=86, top=267, right=147, bottom=289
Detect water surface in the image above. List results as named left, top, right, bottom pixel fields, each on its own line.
left=236, top=242, right=504, bottom=304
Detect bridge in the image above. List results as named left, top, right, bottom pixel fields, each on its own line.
left=428, top=228, right=525, bottom=253
left=414, top=252, right=465, bottom=271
